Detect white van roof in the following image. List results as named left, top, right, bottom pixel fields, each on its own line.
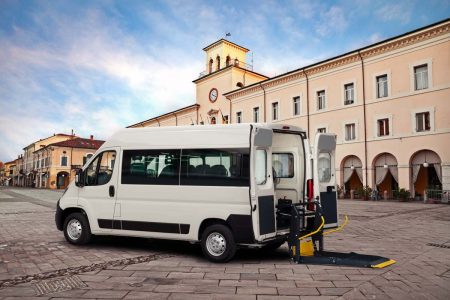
left=100, top=123, right=305, bottom=150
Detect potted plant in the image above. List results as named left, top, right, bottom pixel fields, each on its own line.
left=397, top=188, right=410, bottom=202
left=356, top=185, right=372, bottom=200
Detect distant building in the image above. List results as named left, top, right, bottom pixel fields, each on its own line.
left=0, top=162, right=5, bottom=186
left=34, top=136, right=104, bottom=189
left=3, top=160, right=16, bottom=186
left=21, top=133, right=77, bottom=187
left=129, top=19, right=450, bottom=199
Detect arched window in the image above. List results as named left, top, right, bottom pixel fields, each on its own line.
left=234, top=58, right=239, bottom=66
left=226, top=55, right=231, bottom=66
left=216, top=56, right=221, bottom=70
left=209, top=59, right=213, bottom=73
left=211, top=117, right=216, bottom=124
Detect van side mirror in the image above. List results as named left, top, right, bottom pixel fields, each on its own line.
left=75, top=169, right=84, bottom=187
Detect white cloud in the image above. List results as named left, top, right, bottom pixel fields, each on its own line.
left=369, top=33, right=383, bottom=44
left=315, top=6, right=348, bottom=37
left=375, top=4, right=412, bottom=24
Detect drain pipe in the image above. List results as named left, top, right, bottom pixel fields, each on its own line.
left=303, top=69, right=310, bottom=138
left=173, top=112, right=178, bottom=126
left=357, top=51, right=368, bottom=188
left=259, top=83, right=267, bottom=122
left=225, top=95, right=232, bottom=123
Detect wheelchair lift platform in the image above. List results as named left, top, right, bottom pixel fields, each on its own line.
left=278, top=200, right=396, bottom=269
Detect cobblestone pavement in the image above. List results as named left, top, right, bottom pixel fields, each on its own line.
left=0, top=187, right=449, bottom=299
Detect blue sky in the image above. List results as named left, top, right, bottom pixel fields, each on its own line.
left=0, top=0, right=449, bottom=162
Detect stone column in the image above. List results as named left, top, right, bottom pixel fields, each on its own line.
left=398, top=164, right=411, bottom=191
left=442, top=163, right=450, bottom=191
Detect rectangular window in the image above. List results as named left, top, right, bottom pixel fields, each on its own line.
left=377, top=118, right=390, bottom=136
left=293, top=96, right=300, bottom=116
left=121, top=150, right=181, bottom=185
left=272, top=153, right=294, bottom=178
left=317, top=128, right=326, bottom=133
left=344, top=83, right=354, bottom=105
left=61, top=156, right=68, bottom=166
left=376, top=75, right=388, bottom=98
left=272, top=102, right=279, bottom=121
left=414, top=64, right=428, bottom=90
left=236, top=112, right=242, bottom=123
left=416, top=112, right=430, bottom=132
left=317, top=90, right=325, bottom=110
left=345, top=123, right=356, bottom=141
left=318, top=153, right=331, bottom=182
left=253, top=107, right=259, bottom=122
left=255, top=149, right=267, bottom=185
left=180, top=148, right=250, bottom=186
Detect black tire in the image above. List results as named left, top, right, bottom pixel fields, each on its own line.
left=63, top=212, right=91, bottom=245
left=201, top=224, right=236, bottom=263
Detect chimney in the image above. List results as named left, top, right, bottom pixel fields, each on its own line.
left=90, top=135, right=94, bottom=140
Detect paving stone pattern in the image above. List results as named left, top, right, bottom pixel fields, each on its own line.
left=0, top=187, right=449, bottom=299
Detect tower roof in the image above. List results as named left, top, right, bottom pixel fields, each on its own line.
left=202, top=39, right=249, bottom=52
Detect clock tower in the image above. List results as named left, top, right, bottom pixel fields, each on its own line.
left=193, top=39, right=267, bottom=124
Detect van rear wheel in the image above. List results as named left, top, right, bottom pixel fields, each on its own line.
left=201, top=224, right=236, bottom=262
left=63, top=212, right=91, bottom=245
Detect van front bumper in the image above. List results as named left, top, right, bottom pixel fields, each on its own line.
left=55, top=200, right=63, bottom=231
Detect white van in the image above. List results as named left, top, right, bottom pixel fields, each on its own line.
left=55, top=123, right=337, bottom=262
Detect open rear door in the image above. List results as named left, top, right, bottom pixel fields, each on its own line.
left=250, top=126, right=276, bottom=242
left=313, top=133, right=338, bottom=229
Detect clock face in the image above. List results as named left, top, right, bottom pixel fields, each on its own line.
left=209, top=88, right=218, bottom=102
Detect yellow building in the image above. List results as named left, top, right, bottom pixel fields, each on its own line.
left=21, top=133, right=77, bottom=187
left=3, top=160, right=16, bottom=186
left=129, top=19, right=450, bottom=200
left=34, top=136, right=104, bottom=189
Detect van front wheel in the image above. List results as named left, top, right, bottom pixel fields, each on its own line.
left=63, top=212, right=91, bottom=245
left=201, top=224, right=236, bottom=262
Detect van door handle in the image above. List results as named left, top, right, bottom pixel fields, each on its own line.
left=109, top=185, right=115, bottom=197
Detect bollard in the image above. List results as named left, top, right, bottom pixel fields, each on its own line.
left=350, top=189, right=354, bottom=200
left=384, top=190, right=388, bottom=201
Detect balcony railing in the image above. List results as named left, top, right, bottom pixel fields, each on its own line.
left=199, top=60, right=253, bottom=78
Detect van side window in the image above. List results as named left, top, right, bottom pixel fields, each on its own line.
left=318, top=153, right=331, bottom=182
left=85, top=151, right=116, bottom=186
left=180, top=148, right=249, bottom=186
left=272, top=153, right=294, bottom=178
left=255, top=149, right=267, bottom=185
left=122, top=150, right=180, bottom=185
